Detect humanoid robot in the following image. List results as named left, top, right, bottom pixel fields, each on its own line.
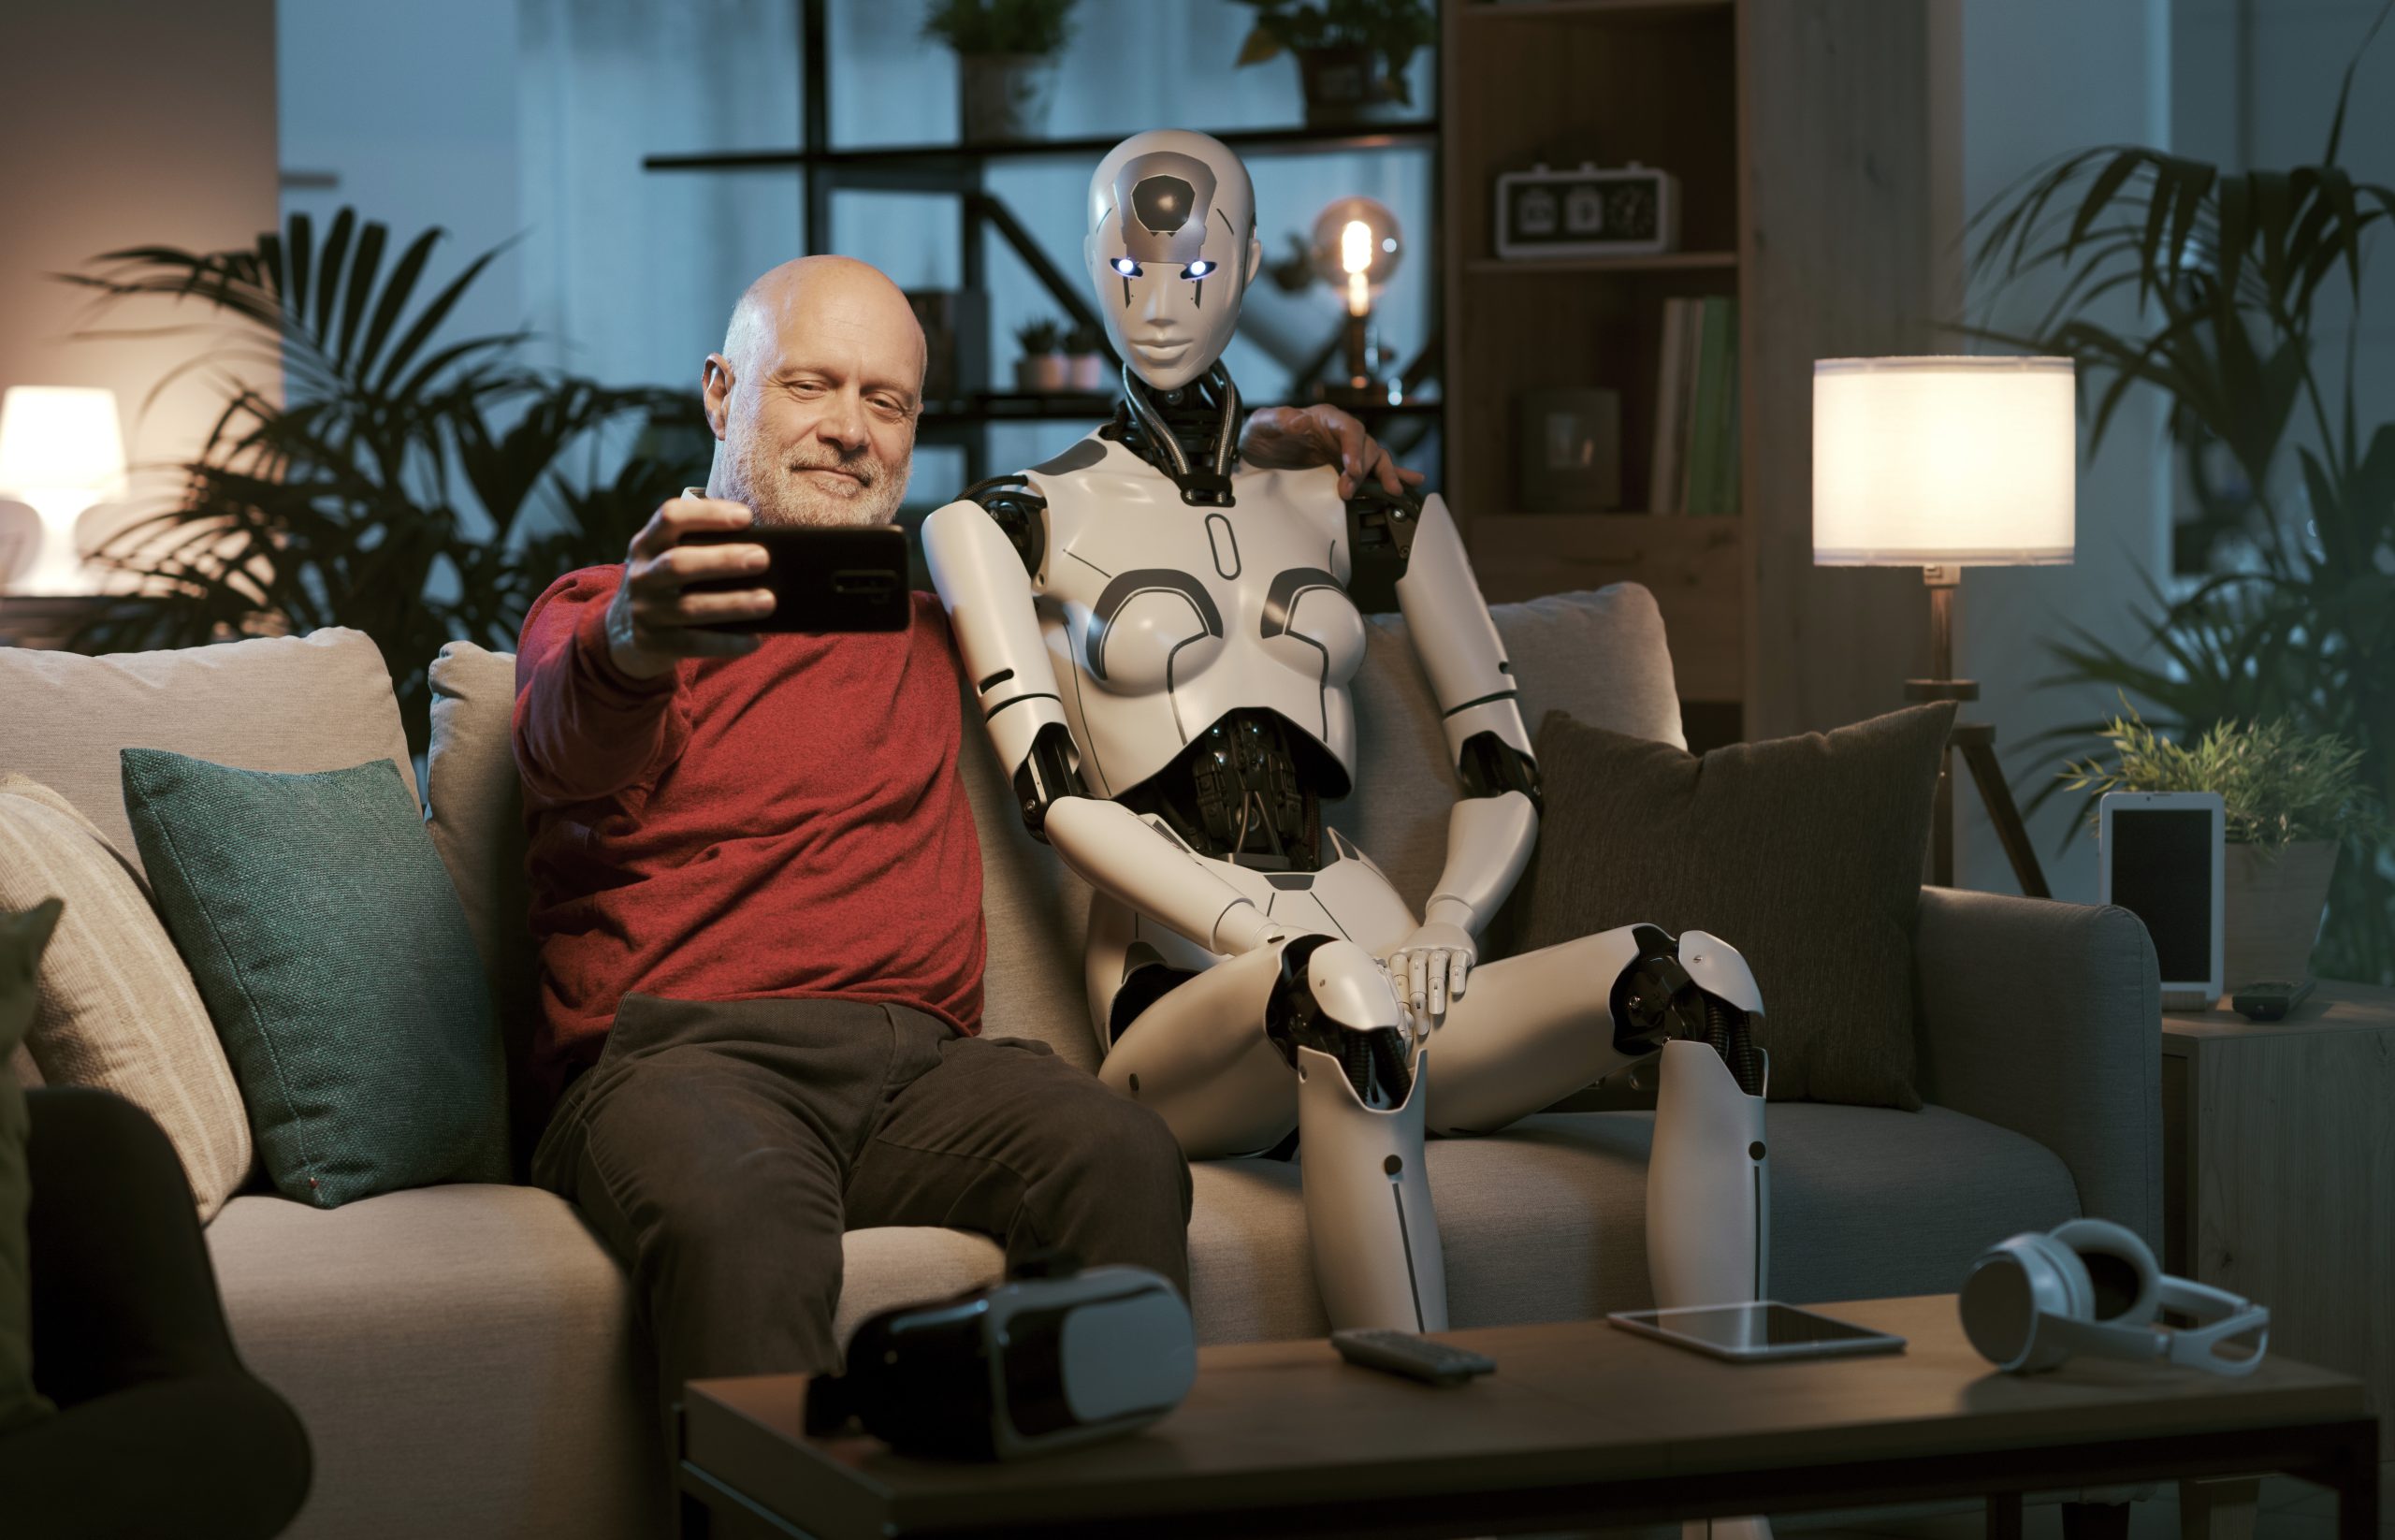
left=924, top=130, right=1772, bottom=1341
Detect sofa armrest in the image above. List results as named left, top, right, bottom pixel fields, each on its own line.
left=1911, top=887, right=2163, bottom=1250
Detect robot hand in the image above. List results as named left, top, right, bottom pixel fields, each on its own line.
left=1380, top=920, right=1474, bottom=1022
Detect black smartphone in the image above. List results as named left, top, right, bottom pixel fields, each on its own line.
left=681, top=525, right=909, bottom=633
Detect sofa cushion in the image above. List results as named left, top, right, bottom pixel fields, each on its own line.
left=0, top=777, right=250, bottom=1219
left=123, top=750, right=507, bottom=1208
left=208, top=1184, right=658, bottom=1540
left=0, top=630, right=419, bottom=880
left=1508, top=703, right=1955, bottom=1110
left=1183, top=1102, right=2079, bottom=1343
left=422, top=585, right=1686, bottom=1079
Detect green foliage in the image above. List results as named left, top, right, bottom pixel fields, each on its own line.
left=1971, top=2, right=2395, bottom=982
left=1014, top=317, right=1064, bottom=354
left=1232, top=0, right=1434, bottom=105
left=2058, top=705, right=2387, bottom=853
left=921, top=0, right=1077, bottom=57
left=1061, top=321, right=1103, bottom=356
left=58, top=209, right=708, bottom=756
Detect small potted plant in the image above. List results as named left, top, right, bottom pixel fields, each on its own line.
left=922, top=0, right=1079, bottom=144
left=1013, top=318, right=1067, bottom=392
left=2061, top=706, right=2388, bottom=987
left=1232, top=0, right=1434, bottom=127
left=1061, top=322, right=1108, bottom=391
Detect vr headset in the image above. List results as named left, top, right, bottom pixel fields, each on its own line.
left=805, top=1258, right=1195, bottom=1460
left=1960, top=1218, right=2269, bottom=1376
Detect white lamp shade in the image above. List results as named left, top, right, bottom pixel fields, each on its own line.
left=1812, top=356, right=2075, bottom=566
left=0, top=385, right=127, bottom=501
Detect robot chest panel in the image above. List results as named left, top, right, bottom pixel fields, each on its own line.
left=1042, top=468, right=1365, bottom=690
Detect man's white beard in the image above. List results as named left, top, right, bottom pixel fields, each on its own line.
left=719, top=431, right=910, bottom=530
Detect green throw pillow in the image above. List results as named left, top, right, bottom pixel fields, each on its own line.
left=1, top=899, right=61, bottom=1433
left=121, top=749, right=507, bottom=1209
left=1496, top=702, right=1955, bottom=1111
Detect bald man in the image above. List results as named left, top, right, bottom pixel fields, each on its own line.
left=511, top=256, right=1411, bottom=1424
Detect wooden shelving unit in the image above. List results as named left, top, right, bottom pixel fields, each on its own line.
left=1441, top=0, right=1944, bottom=748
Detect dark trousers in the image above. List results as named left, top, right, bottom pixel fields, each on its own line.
left=531, top=995, right=1193, bottom=1413
left=4, top=1088, right=312, bottom=1539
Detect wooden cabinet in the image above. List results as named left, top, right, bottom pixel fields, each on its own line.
left=2161, top=981, right=2395, bottom=1461
left=1440, top=0, right=1943, bottom=746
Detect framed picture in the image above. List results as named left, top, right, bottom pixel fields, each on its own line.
left=1495, top=163, right=1679, bottom=260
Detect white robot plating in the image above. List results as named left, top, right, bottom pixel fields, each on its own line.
left=924, top=129, right=1772, bottom=1341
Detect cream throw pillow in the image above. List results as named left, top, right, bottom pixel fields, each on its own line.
left=0, top=776, right=251, bottom=1219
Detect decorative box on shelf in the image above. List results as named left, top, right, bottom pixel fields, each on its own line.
left=1494, top=162, right=1679, bottom=260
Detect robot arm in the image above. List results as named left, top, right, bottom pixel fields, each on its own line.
left=1387, top=492, right=1542, bottom=939
left=922, top=495, right=1289, bottom=958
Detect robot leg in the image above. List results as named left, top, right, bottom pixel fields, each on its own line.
left=1635, top=929, right=1774, bottom=1540
left=1275, top=937, right=1446, bottom=1333
left=1603, top=926, right=1769, bottom=1309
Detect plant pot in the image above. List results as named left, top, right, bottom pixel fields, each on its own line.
left=1014, top=354, right=1068, bottom=392
left=958, top=53, right=1055, bottom=144
left=2223, top=838, right=2340, bottom=988
left=1294, top=45, right=1401, bottom=128
left=1065, top=353, right=1107, bottom=391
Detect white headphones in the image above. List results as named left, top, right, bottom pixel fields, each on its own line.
left=1959, top=1218, right=2270, bottom=1376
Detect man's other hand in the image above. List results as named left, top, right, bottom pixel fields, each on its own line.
left=603, top=498, right=774, bottom=681
left=1239, top=403, right=1429, bottom=501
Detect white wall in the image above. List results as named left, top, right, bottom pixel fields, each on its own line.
left=1948, top=0, right=2177, bottom=903
left=0, top=0, right=279, bottom=530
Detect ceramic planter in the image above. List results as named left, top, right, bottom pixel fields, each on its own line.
left=1014, top=354, right=1068, bottom=392
left=2223, top=838, right=2339, bottom=987
left=958, top=53, right=1055, bottom=143
left=1294, top=45, right=1401, bottom=127
left=1066, top=353, right=1107, bottom=391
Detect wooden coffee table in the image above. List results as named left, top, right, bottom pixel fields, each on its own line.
left=676, top=1295, right=2377, bottom=1540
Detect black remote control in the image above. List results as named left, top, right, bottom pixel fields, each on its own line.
left=2232, top=979, right=2314, bottom=1022
left=1330, top=1328, right=1496, bottom=1387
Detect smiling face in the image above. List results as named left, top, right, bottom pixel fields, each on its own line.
left=1084, top=131, right=1264, bottom=392
left=703, top=255, right=924, bottom=529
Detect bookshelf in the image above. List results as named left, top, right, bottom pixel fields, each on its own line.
left=1440, top=0, right=1944, bottom=748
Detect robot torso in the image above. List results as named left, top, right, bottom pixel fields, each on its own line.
left=1023, top=430, right=1369, bottom=801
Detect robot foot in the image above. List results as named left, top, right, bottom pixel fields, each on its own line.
left=1271, top=936, right=1447, bottom=1333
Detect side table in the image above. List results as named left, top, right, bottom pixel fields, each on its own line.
left=2162, top=980, right=2395, bottom=1468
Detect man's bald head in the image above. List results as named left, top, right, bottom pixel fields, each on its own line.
left=704, top=255, right=927, bottom=529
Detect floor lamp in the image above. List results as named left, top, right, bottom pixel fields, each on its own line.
left=1811, top=356, right=2076, bottom=897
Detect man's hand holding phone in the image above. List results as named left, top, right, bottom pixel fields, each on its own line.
left=603, top=497, right=773, bottom=681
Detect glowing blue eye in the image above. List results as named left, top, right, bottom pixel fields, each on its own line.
left=1111, top=256, right=1142, bottom=276
left=1184, top=259, right=1214, bottom=279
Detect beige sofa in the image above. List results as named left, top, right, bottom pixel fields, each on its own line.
left=0, top=585, right=2163, bottom=1540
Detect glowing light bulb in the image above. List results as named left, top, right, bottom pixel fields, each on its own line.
left=1341, top=219, right=1373, bottom=276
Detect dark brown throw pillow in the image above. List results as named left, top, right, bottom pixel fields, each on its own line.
left=1498, top=702, right=1955, bottom=1110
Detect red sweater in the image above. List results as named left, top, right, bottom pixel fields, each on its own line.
left=512, top=568, right=986, bottom=1097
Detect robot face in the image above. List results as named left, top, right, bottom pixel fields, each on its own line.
left=1085, top=131, right=1262, bottom=392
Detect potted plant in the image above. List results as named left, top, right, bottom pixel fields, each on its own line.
left=1061, top=322, right=1108, bottom=391
left=1232, top=0, right=1434, bottom=127
left=1980, top=7, right=2395, bottom=982
left=55, top=209, right=706, bottom=754
left=922, top=0, right=1078, bottom=144
left=1013, top=318, right=1067, bottom=392
left=2060, top=707, right=2388, bottom=988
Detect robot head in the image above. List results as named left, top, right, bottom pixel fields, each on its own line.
left=1085, top=130, right=1263, bottom=392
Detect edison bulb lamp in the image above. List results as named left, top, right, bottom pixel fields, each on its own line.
left=0, top=385, right=126, bottom=595
left=1310, top=197, right=1403, bottom=400
left=1811, top=355, right=2077, bottom=894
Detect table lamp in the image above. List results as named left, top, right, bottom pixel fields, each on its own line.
left=0, top=385, right=126, bottom=596
left=1310, top=196, right=1402, bottom=403
left=1812, top=356, right=2076, bottom=895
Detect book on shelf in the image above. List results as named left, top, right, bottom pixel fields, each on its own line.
left=1646, top=295, right=1740, bottom=516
